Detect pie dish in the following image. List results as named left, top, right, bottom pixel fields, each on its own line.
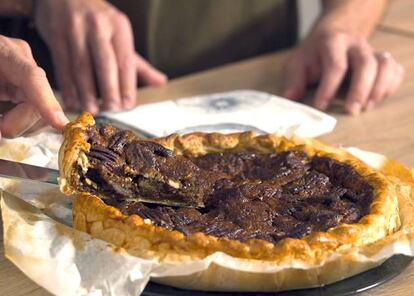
left=58, top=112, right=402, bottom=291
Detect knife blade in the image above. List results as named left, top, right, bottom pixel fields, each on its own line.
left=0, top=159, right=59, bottom=185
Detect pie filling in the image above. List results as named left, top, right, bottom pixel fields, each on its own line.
left=76, top=125, right=373, bottom=244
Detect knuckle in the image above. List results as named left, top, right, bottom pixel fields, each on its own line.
left=16, top=39, right=32, bottom=55
left=26, top=65, right=47, bottom=80
left=331, top=58, right=347, bottom=72
left=68, top=14, right=83, bottom=35
left=353, top=36, right=368, bottom=47
left=355, top=49, right=377, bottom=69
left=86, top=11, right=107, bottom=31
left=325, top=31, right=346, bottom=45
left=379, top=56, right=392, bottom=67
left=325, top=51, right=347, bottom=71
left=115, top=12, right=129, bottom=26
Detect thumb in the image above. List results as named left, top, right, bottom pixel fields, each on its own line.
left=0, top=38, right=69, bottom=130
left=21, top=67, right=69, bottom=130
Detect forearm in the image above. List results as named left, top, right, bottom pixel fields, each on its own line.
left=313, top=0, right=388, bottom=38
left=0, top=0, right=33, bottom=17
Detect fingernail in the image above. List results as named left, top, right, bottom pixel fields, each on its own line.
left=123, top=97, right=136, bottom=109
left=348, top=101, right=361, bottom=115
left=283, top=89, right=300, bottom=100
left=105, top=102, right=120, bottom=111
left=56, top=112, right=69, bottom=127
left=86, top=103, right=99, bottom=114
left=315, top=100, right=328, bottom=111
left=111, top=103, right=120, bottom=110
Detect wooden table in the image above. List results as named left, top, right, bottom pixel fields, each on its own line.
left=2, top=7, right=414, bottom=296
left=381, top=0, right=414, bottom=36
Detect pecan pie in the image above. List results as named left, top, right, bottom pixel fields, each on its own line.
left=59, top=112, right=401, bottom=291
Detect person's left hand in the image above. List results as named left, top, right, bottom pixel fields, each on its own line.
left=282, top=29, right=405, bottom=114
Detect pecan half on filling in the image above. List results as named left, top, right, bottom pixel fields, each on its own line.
left=74, top=124, right=373, bottom=244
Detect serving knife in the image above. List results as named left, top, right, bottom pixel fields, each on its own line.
left=0, top=159, right=59, bottom=185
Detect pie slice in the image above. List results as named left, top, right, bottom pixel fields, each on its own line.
left=60, top=116, right=210, bottom=208
left=59, top=112, right=402, bottom=291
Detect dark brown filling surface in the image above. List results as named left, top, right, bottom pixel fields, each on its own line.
left=77, top=125, right=373, bottom=244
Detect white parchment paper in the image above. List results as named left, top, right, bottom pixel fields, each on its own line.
left=101, top=90, right=337, bottom=137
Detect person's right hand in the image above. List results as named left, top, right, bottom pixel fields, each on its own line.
left=34, top=0, right=167, bottom=114
left=0, top=35, right=68, bottom=138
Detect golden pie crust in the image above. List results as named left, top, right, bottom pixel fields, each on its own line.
left=59, top=112, right=402, bottom=291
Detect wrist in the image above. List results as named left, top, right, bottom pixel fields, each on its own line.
left=310, top=16, right=369, bottom=41
left=309, top=0, right=387, bottom=40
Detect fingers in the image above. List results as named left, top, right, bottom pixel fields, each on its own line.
left=283, top=28, right=405, bottom=115
left=344, top=45, right=378, bottom=115
left=49, top=35, right=80, bottom=111
left=313, top=43, right=348, bottom=110
left=282, top=52, right=307, bottom=100
left=365, top=53, right=405, bottom=111
left=388, top=63, right=405, bottom=95
left=88, top=15, right=121, bottom=111
left=112, top=14, right=137, bottom=109
left=136, top=54, right=168, bottom=87
left=364, top=53, right=394, bottom=111
left=68, top=15, right=99, bottom=113
left=34, top=0, right=164, bottom=112
left=0, top=102, right=40, bottom=138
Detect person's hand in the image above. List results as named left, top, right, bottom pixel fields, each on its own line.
left=282, top=29, right=405, bottom=115
left=0, top=35, right=68, bottom=138
left=34, top=0, right=167, bottom=114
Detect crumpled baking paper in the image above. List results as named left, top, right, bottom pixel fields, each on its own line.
left=0, top=129, right=62, bottom=169
left=100, top=90, right=337, bottom=137
left=1, top=93, right=413, bottom=295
